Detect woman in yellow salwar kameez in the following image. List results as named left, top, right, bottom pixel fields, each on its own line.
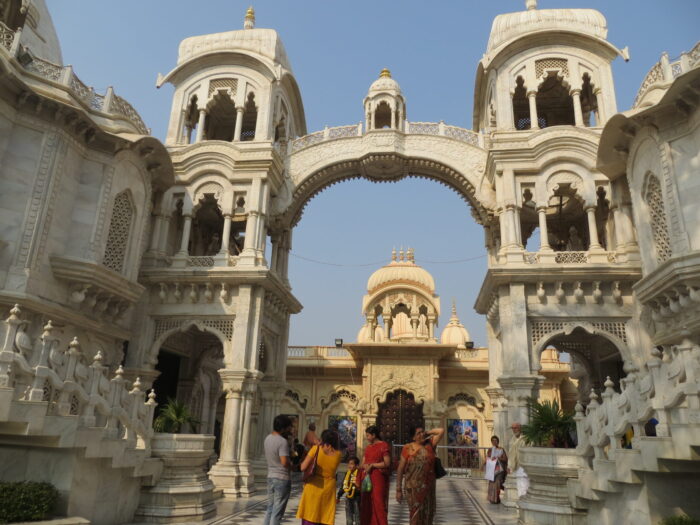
left=297, top=429, right=342, bottom=525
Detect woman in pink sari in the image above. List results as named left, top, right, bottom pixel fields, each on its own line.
left=359, top=425, right=390, bottom=525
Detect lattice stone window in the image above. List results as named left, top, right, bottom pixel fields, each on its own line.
left=536, top=58, right=569, bottom=79
left=644, top=173, right=672, bottom=263
left=208, top=78, right=238, bottom=98
left=103, top=191, right=134, bottom=274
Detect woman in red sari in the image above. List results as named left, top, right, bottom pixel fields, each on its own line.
left=360, top=425, right=390, bottom=525
left=396, top=426, right=444, bottom=525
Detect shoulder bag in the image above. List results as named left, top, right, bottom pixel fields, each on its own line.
left=302, top=445, right=320, bottom=483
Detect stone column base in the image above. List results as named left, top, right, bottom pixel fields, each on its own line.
left=208, top=459, right=239, bottom=498
left=503, top=476, right=519, bottom=508
left=236, top=460, right=257, bottom=496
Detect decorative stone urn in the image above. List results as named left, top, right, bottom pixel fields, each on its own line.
left=135, top=434, right=216, bottom=523
left=517, top=447, right=587, bottom=525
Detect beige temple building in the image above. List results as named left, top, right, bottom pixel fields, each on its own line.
left=283, top=248, right=575, bottom=452
left=0, top=1, right=699, bottom=524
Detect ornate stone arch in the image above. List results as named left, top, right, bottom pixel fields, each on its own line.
left=530, top=320, right=629, bottom=370
left=283, top=385, right=308, bottom=411
left=320, top=387, right=360, bottom=411
left=148, top=318, right=232, bottom=365
left=373, top=372, right=428, bottom=406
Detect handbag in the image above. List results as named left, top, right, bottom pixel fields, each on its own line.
left=434, top=456, right=447, bottom=479
left=302, top=446, right=320, bottom=482
left=361, top=474, right=373, bottom=492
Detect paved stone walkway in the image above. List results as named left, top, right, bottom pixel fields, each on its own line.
left=209, top=475, right=517, bottom=525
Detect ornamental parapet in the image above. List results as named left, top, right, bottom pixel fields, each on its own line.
left=633, top=42, right=700, bottom=109
left=0, top=22, right=149, bottom=135
left=288, top=121, right=483, bottom=155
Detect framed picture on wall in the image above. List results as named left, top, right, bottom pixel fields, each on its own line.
left=447, top=419, right=479, bottom=447
left=328, top=415, right=357, bottom=461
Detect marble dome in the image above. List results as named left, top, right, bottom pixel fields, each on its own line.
left=366, top=249, right=435, bottom=293
left=367, top=68, right=402, bottom=96
left=440, top=302, right=471, bottom=348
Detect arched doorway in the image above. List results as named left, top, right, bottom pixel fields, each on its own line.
left=376, top=389, right=424, bottom=447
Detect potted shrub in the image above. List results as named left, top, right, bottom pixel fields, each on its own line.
left=135, top=398, right=216, bottom=523
left=0, top=481, right=59, bottom=523
left=517, top=399, right=585, bottom=525
left=521, top=398, right=576, bottom=448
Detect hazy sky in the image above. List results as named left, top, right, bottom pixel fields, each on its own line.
left=47, top=1, right=699, bottom=346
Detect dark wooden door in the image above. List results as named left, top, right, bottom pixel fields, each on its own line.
left=376, top=389, right=424, bottom=447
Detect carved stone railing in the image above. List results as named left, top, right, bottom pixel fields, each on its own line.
left=287, top=346, right=352, bottom=359
left=633, top=42, right=700, bottom=108
left=574, top=342, right=700, bottom=463
left=186, top=256, right=215, bottom=267
left=0, top=21, right=15, bottom=51
left=0, top=28, right=151, bottom=135
left=289, top=121, right=482, bottom=154
left=522, top=251, right=619, bottom=264
left=0, top=305, right=157, bottom=448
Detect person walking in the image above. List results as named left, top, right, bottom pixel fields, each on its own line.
left=485, top=435, right=508, bottom=504
left=263, top=414, right=293, bottom=525
left=337, top=456, right=361, bottom=525
left=359, top=425, right=391, bottom=525
left=396, top=426, right=444, bottom=525
left=296, top=429, right=343, bottom=525
left=507, top=423, right=529, bottom=498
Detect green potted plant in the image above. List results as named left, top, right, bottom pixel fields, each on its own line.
left=516, top=398, right=584, bottom=525
left=136, top=398, right=216, bottom=522
left=521, top=398, right=575, bottom=448
left=153, top=397, right=200, bottom=433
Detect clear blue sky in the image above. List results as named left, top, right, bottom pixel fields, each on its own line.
left=47, top=1, right=699, bottom=346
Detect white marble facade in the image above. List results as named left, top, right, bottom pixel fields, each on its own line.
left=0, top=1, right=698, bottom=524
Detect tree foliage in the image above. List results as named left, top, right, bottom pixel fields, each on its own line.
left=521, top=398, right=575, bottom=448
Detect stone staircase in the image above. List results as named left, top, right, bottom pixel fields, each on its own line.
left=567, top=342, right=700, bottom=522
left=0, top=305, right=162, bottom=523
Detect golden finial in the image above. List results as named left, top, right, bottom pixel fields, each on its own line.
left=244, top=6, right=255, bottom=29
left=379, top=68, right=392, bottom=79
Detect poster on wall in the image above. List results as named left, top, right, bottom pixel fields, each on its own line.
left=328, top=415, right=357, bottom=461
left=446, top=419, right=479, bottom=469
left=282, top=414, right=300, bottom=441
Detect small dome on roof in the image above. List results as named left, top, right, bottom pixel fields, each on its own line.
left=366, top=249, right=435, bottom=293
left=440, top=301, right=471, bottom=348
left=357, top=323, right=384, bottom=343
left=368, top=68, right=402, bottom=96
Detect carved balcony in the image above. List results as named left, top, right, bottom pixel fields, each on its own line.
left=49, top=255, right=145, bottom=320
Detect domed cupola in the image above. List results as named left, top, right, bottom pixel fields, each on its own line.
left=367, top=248, right=435, bottom=294
left=440, top=301, right=472, bottom=349
left=364, top=69, right=406, bottom=131
left=357, top=249, right=441, bottom=344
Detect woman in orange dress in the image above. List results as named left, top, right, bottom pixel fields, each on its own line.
left=296, top=430, right=343, bottom=525
left=359, top=425, right=391, bottom=525
left=396, top=426, right=444, bottom=525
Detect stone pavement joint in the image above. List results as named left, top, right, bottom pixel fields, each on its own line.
left=208, top=476, right=517, bottom=525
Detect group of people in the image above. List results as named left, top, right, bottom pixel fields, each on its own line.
left=262, top=415, right=529, bottom=524
left=262, top=415, right=446, bottom=525
left=484, top=422, right=529, bottom=504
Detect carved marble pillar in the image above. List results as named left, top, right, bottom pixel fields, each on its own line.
left=219, top=214, right=232, bottom=256
left=586, top=205, right=602, bottom=250
left=571, top=89, right=584, bottom=126
left=195, top=109, right=207, bottom=143
left=237, top=375, right=261, bottom=495
left=527, top=91, right=539, bottom=129
left=537, top=205, right=552, bottom=251
left=233, top=107, right=244, bottom=142
left=177, top=214, right=192, bottom=255
left=209, top=379, right=243, bottom=497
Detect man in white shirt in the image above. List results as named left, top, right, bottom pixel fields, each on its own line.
left=263, top=414, right=293, bottom=525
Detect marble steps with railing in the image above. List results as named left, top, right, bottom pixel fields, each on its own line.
left=0, top=397, right=160, bottom=483
left=570, top=425, right=700, bottom=509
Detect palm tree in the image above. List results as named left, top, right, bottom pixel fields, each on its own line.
left=153, top=398, right=200, bottom=433
left=521, top=398, right=575, bottom=448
